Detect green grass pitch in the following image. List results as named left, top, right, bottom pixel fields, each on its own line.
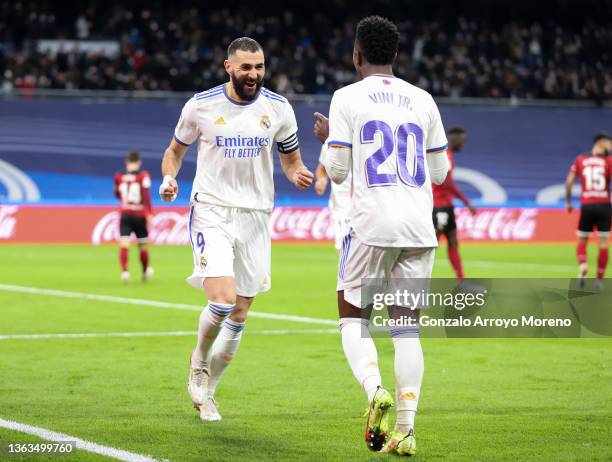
left=0, top=243, right=610, bottom=461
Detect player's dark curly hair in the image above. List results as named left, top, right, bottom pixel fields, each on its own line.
left=227, top=37, right=262, bottom=57
left=447, top=126, right=467, bottom=135
left=355, top=16, right=399, bottom=65
left=126, top=150, right=140, bottom=162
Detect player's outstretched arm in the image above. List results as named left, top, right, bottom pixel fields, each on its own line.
left=565, top=170, right=577, bottom=213
left=449, top=178, right=476, bottom=214
left=160, top=138, right=188, bottom=201
left=314, top=163, right=329, bottom=195
left=279, top=149, right=314, bottom=191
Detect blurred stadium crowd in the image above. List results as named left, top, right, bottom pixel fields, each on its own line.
left=1, top=0, right=611, bottom=100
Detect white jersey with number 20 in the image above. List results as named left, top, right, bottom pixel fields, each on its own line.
left=327, top=74, right=448, bottom=248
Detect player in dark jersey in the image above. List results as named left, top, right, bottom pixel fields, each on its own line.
left=114, top=150, right=154, bottom=283
left=432, top=127, right=476, bottom=281
left=565, top=133, right=611, bottom=287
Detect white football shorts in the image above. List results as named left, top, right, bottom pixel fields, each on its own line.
left=337, top=229, right=436, bottom=308
left=187, top=203, right=271, bottom=297
left=332, top=215, right=352, bottom=251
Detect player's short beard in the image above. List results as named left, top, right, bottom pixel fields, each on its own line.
left=230, top=71, right=263, bottom=101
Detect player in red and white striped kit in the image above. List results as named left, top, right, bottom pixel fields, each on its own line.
left=565, top=133, right=612, bottom=287
left=432, top=127, right=476, bottom=281
left=114, top=150, right=154, bottom=283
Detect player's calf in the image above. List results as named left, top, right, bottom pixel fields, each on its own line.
left=597, top=243, right=609, bottom=280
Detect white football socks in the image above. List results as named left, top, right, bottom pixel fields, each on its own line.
left=191, top=302, right=235, bottom=370
left=392, top=335, right=424, bottom=434
left=339, top=317, right=382, bottom=402
left=207, top=318, right=245, bottom=397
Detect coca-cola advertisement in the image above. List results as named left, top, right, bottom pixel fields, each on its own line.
left=455, top=208, right=538, bottom=241
left=0, top=205, right=578, bottom=244
left=91, top=210, right=191, bottom=245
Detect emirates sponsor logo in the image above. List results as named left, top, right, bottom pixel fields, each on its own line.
left=269, top=207, right=335, bottom=241
left=92, top=211, right=190, bottom=245
left=0, top=205, right=18, bottom=240
left=456, top=208, right=537, bottom=240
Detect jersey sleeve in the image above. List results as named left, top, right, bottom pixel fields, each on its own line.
left=570, top=157, right=581, bottom=174
left=174, top=98, right=199, bottom=146
left=274, top=102, right=299, bottom=154
left=425, top=96, right=448, bottom=154
left=318, top=141, right=328, bottom=164
left=114, top=172, right=121, bottom=199
left=327, top=91, right=353, bottom=149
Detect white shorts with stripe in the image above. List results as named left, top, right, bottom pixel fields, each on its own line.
left=337, top=229, right=436, bottom=308
left=187, top=203, right=271, bottom=297
left=332, top=215, right=352, bottom=251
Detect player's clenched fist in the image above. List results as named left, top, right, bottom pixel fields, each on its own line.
left=159, top=175, right=178, bottom=202
left=292, top=167, right=314, bottom=191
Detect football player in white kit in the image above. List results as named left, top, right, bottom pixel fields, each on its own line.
left=321, top=17, right=449, bottom=456
left=313, top=113, right=352, bottom=251
left=159, top=37, right=313, bottom=422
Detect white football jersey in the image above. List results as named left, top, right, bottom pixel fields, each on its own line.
left=174, top=84, right=299, bottom=211
left=319, top=142, right=352, bottom=219
left=327, top=74, right=448, bottom=247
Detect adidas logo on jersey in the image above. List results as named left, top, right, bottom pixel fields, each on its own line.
left=214, top=116, right=226, bottom=125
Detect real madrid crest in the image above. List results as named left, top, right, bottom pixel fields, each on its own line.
left=199, top=255, right=207, bottom=269
left=260, top=115, right=271, bottom=129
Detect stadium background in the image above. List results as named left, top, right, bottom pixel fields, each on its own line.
left=1, top=1, right=611, bottom=461
left=1, top=0, right=612, bottom=243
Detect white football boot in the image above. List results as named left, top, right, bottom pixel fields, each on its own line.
left=187, top=361, right=208, bottom=409
left=142, top=266, right=154, bottom=282
left=200, top=396, right=222, bottom=422
left=579, top=263, right=588, bottom=288
left=121, top=271, right=130, bottom=284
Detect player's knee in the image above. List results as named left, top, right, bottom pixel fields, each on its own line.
left=231, top=297, right=254, bottom=322
left=228, top=310, right=247, bottom=323
left=337, top=291, right=365, bottom=318
left=204, top=278, right=237, bottom=305
left=206, top=290, right=236, bottom=305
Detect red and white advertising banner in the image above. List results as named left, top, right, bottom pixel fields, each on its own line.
left=0, top=205, right=580, bottom=244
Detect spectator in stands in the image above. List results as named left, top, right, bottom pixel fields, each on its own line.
left=1, top=0, right=610, bottom=101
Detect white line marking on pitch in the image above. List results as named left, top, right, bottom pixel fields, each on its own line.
left=0, top=329, right=338, bottom=341
left=0, top=418, right=165, bottom=462
left=435, top=258, right=574, bottom=273
left=0, top=284, right=337, bottom=326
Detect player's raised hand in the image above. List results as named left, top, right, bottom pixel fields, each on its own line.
left=293, top=167, right=314, bottom=191
left=313, top=112, right=329, bottom=143
left=468, top=204, right=477, bottom=215
left=566, top=201, right=573, bottom=214
left=159, top=175, right=178, bottom=202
